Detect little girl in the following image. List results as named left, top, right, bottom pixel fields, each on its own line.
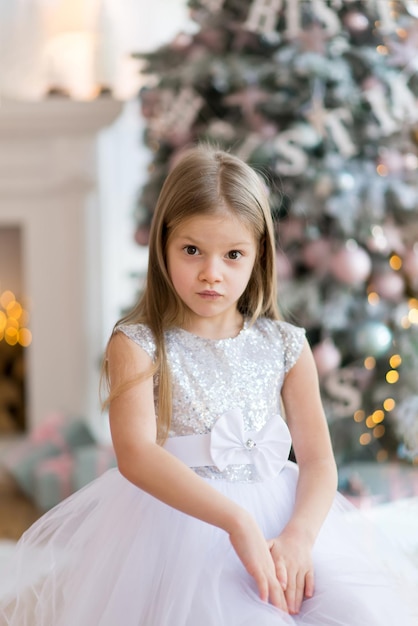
left=1, top=145, right=417, bottom=625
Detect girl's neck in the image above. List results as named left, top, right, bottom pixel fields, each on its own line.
left=180, top=313, right=245, bottom=340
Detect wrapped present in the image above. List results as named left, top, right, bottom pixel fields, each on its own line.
left=72, top=444, right=117, bottom=491
left=2, top=413, right=94, bottom=497
left=30, top=413, right=94, bottom=451
left=33, top=453, right=74, bottom=511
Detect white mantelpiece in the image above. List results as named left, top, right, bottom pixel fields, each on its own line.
left=0, top=97, right=123, bottom=433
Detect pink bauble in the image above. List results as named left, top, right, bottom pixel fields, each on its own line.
left=276, top=251, right=294, bottom=281
left=371, top=271, right=405, bottom=302
left=302, top=238, right=331, bottom=272
left=312, top=340, right=342, bottom=378
left=278, top=217, right=304, bottom=246
left=330, top=242, right=372, bottom=285
left=378, top=149, right=404, bottom=174
left=344, top=11, right=370, bottom=32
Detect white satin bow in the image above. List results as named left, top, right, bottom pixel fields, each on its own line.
left=210, top=408, right=292, bottom=479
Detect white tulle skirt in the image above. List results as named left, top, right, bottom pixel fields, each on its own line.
left=0, top=461, right=417, bottom=626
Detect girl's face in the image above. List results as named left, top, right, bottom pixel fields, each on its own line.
left=166, top=212, right=258, bottom=332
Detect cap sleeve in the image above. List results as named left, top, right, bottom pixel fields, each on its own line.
left=278, top=321, right=305, bottom=373
left=115, top=323, right=156, bottom=362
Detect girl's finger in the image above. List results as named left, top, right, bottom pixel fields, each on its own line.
left=273, top=556, right=288, bottom=590
left=284, top=576, right=297, bottom=614
left=268, top=577, right=289, bottom=613
left=294, top=572, right=306, bottom=613
left=305, top=569, right=315, bottom=599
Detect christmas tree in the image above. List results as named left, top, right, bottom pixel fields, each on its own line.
left=133, top=0, right=418, bottom=466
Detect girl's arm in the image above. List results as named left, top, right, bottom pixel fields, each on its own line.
left=269, top=339, right=338, bottom=615
left=107, top=332, right=287, bottom=611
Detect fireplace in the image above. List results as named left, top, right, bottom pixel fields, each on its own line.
left=0, top=226, right=28, bottom=433
left=0, top=97, right=122, bottom=435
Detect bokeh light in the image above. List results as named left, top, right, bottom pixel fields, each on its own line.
left=0, top=290, right=31, bottom=347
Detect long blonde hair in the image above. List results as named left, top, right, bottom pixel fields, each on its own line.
left=103, top=144, right=280, bottom=442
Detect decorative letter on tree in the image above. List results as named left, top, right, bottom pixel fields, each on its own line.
left=133, top=0, right=418, bottom=466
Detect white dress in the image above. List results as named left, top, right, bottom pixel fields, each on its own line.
left=0, top=319, right=417, bottom=625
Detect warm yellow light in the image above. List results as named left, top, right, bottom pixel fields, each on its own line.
left=372, top=410, right=385, bottom=424
left=409, top=298, right=418, bottom=309
left=401, top=316, right=411, bottom=329
left=6, top=317, right=19, bottom=330
left=5, top=327, right=18, bottom=346
left=389, top=354, right=402, bottom=368
left=359, top=433, right=372, bottom=445
left=364, top=356, right=376, bottom=370
left=373, top=425, right=385, bottom=438
left=377, top=45, right=388, bottom=55
left=386, top=370, right=399, bottom=384
left=389, top=255, right=402, bottom=270
left=377, top=164, right=388, bottom=176
left=18, top=328, right=32, bottom=347
left=366, top=416, right=375, bottom=428
left=383, top=398, right=395, bottom=411
left=409, top=309, right=418, bottom=325
left=0, top=294, right=31, bottom=344
left=353, top=410, right=365, bottom=423
left=368, top=292, right=380, bottom=305
left=6, top=300, right=22, bottom=319
left=0, top=290, right=15, bottom=309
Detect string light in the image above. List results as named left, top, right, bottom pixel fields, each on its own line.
left=373, top=425, right=385, bottom=438
left=0, top=290, right=31, bottom=347
left=389, top=354, right=402, bottom=368
left=367, top=292, right=380, bottom=305
left=353, top=410, right=365, bottom=423
left=373, top=410, right=385, bottom=423
left=376, top=164, right=388, bottom=176
left=389, top=254, right=402, bottom=270
left=408, top=309, right=418, bottom=325
left=366, top=415, right=375, bottom=428
left=386, top=370, right=399, bottom=383
left=364, top=356, right=376, bottom=369
left=383, top=398, right=395, bottom=411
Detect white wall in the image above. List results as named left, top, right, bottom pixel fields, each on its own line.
left=0, top=0, right=193, bottom=439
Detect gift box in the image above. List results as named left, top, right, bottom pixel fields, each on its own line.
left=34, top=453, right=74, bottom=511
left=2, top=413, right=94, bottom=497
left=72, top=444, right=117, bottom=491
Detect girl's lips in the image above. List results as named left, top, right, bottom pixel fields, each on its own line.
left=198, top=290, right=222, bottom=298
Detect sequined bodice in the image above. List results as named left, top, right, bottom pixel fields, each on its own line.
left=118, top=318, right=305, bottom=481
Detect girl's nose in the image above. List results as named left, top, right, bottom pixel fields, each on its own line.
left=199, top=257, right=222, bottom=284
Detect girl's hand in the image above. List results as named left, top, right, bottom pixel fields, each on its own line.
left=228, top=513, right=288, bottom=613
left=267, top=528, right=314, bottom=615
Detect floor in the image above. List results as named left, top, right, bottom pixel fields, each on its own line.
left=0, top=470, right=41, bottom=542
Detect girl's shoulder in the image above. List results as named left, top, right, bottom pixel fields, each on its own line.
left=115, top=323, right=156, bottom=361
left=254, top=318, right=306, bottom=373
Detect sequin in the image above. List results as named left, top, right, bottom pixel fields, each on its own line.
left=117, top=318, right=305, bottom=483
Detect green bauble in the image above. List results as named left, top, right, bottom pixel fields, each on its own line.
left=353, top=321, right=393, bottom=358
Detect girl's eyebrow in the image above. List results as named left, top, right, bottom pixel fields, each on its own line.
left=176, top=234, right=253, bottom=248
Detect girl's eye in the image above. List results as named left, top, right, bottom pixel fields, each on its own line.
left=184, top=245, right=199, bottom=256
left=227, top=250, right=242, bottom=260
